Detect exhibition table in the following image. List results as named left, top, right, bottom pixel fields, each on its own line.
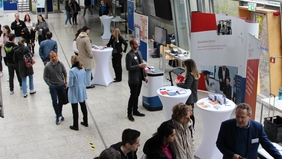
left=157, top=86, right=191, bottom=120
left=195, top=97, right=235, bottom=159
left=100, top=15, right=113, bottom=40
left=260, top=97, right=282, bottom=123
left=91, top=47, right=113, bottom=86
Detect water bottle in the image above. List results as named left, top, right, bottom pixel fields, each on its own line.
left=279, top=87, right=282, bottom=100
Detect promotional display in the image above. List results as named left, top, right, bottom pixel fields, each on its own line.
left=191, top=12, right=260, bottom=118
left=134, top=13, right=148, bottom=61
left=3, top=0, right=17, bottom=10
left=127, top=0, right=134, bottom=31
left=0, top=1, right=3, bottom=17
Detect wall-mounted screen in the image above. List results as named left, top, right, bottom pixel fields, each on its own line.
left=154, top=26, right=167, bottom=46
left=153, top=0, right=173, bottom=20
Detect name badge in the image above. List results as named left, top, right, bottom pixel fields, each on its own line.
left=251, top=138, right=259, bottom=144
left=134, top=56, right=137, bottom=59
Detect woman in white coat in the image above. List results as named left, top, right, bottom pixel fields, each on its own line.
left=68, top=55, right=88, bottom=131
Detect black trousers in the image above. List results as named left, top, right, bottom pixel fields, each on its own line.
left=127, top=81, right=142, bottom=115
left=71, top=101, right=88, bottom=128
left=112, top=53, right=122, bottom=81
left=7, top=63, right=22, bottom=91
left=83, top=5, right=93, bottom=16
left=72, top=13, right=78, bottom=24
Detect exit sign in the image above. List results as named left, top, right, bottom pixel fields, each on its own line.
left=248, top=3, right=256, bottom=11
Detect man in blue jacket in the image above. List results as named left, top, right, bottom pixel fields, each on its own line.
left=216, top=103, right=282, bottom=159
left=39, top=31, right=58, bottom=65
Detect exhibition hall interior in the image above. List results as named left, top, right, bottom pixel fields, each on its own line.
left=0, top=0, right=282, bottom=158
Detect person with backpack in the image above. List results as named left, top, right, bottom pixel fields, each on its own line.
left=13, top=38, right=36, bottom=98
left=4, top=33, right=22, bottom=95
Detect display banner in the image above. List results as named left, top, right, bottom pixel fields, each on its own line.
left=3, top=0, right=17, bottom=10
left=134, top=13, right=148, bottom=61
left=191, top=12, right=260, bottom=117
left=128, top=0, right=134, bottom=31
left=0, top=1, right=3, bottom=17
left=37, top=0, right=45, bottom=8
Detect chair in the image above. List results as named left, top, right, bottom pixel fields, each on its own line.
left=168, top=68, right=185, bottom=86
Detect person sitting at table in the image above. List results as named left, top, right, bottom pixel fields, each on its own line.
left=106, top=28, right=128, bottom=82
left=143, top=121, right=176, bottom=159
left=216, top=103, right=282, bottom=159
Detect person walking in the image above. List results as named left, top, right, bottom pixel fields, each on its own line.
left=70, top=0, right=80, bottom=25
left=125, top=38, right=147, bottom=121
left=4, top=33, right=22, bottom=95
left=83, top=0, right=93, bottom=17
left=1, top=25, right=12, bottom=78
left=106, top=28, right=128, bottom=82
left=10, top=13, right=26, bottom=43
left=73, top=28, right=82, bottom=55
left=76, top=26, right=95, bottom=89
left=39, top=31, right=58, bottom=65
left=68, top=55, right=88, bottom=131
left=35, top=14, right=49, bottom=45
left=176, top=59, right=200, bottom=128
left=65, top=1, right=72, bottom=27
left=13, top=38, right=36, bottom=98
left=43, top=51, right=68, bottom=125
left=23, top=14, right=35, bottom=54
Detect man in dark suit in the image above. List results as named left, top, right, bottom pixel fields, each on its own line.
left=216, top=103, right=282, bottom=159
left=125, top=38, right=148, bottom=121
left=218, top=65, right=229, bottom=91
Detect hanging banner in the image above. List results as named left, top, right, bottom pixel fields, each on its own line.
left=37, top=0, right=45, bottom=8
left=134, top=13, right=148, bottom=61
left=128, top=0, right=134, bottom=31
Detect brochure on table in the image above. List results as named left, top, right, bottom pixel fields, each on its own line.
left=159, top=87, right=187, bottom=96
left=191, top=12, right=260, bottom=119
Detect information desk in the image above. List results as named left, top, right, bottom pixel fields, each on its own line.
left=195, top=98, right=235, bottom=159
left=100, top=15, right=113, bottom=40
left=157, top=86, right=191, bottom=120
left=91, top=47, right=113, bottom=86
left=260, top=97, right=282, bottom=123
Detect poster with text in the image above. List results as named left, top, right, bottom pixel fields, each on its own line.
left=134, top=13, right=148, bottom=61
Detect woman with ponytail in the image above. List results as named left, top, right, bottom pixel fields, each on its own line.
left=68, top=55, right=88, bottom=131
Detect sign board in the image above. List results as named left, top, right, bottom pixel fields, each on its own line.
left=248, top=3, right=256, bottom=11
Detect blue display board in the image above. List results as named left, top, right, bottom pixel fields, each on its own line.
left=127, top=0, right=134, bottom=31
left=235, top=74, right=246, bottom=104
left=3, top=0, right=17, bottom=10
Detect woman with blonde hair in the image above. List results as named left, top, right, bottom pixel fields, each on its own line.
left=176, top=59, right=200, bottom=128
left=13, top=38, right=36, bottom=98
left=168, top=103, right=194, bottom=159
left=68, top=55, right=88, bottom=131
left=106, top=28, right=128, bottom=82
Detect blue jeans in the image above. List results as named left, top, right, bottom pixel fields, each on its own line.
left=49, top=84, right=64, bottom=119
left=85, top=69, right=92, bottom=87
left=22, top=75, right=34, bottom=94
left=65, top=11, right=72, bottom=25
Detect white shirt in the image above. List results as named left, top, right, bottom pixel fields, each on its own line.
left=73, top=40, right=78, bottom=54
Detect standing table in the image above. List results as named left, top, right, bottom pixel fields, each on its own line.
left=91, top=47, right=113, bottom=86
left=195, top=98, right=235, bottom=159
left=157, top=86, right=191, bottom=120
left=100, top=16, right=113, bottom=40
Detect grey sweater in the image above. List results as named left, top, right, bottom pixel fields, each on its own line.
left=43, top=61, right=67, bottom=86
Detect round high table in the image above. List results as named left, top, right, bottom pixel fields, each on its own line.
left=157, top=86, right=191, bottom=120
left=91, top=47, right=113, bottom=86
left=100, top=16, right=113, bottom=40
left=195, top=97, right=235, bottom=159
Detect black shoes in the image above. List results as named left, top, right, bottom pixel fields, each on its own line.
left=133, top=111, right=145, bottom=116
left=127, top=115, right=134, bottom=122
left=70, top=126, right=79, bottom=131
left=80, top=122, right=88, bottom=127
left=86, top=85, right=95, bottom=89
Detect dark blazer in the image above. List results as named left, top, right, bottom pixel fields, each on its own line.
left=177, top=73, right=198, bottom=104
left=216, top=119, right=282, bottom=159
left=125, top=50, right=147, bottom=84
left=99, top=4, right=109, bottom=16
left=218, top=66, right=230, bottom=81
left=106, top=35, right=128, bottom=54
left=11, top=19, right=26, bottom=37
left=143, top=136, right=176, bottom=159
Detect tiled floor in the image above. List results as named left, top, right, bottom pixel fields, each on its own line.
left=0, top=10, right=278, bottom=159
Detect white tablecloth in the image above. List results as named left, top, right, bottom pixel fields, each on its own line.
left=157, top=86, right=191, bottom=120
left=91, top=47, right=113, bottom=86
left=195, top=97, right=235, bottom=159
left=100, top=16, right=113, bottom=40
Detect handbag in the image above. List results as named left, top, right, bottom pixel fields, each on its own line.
left=23, top=53, right=36, bottom=68
left=62, top=87, right=69, bottom=105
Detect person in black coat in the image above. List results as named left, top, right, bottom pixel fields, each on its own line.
left=176, top=59, right=200, bottom=128
left=70, top=0, right=80, bottom=25
left=99, top=0, right=109, bottom=16
left=218, top=66, right=230, bottom=91
left=13, top=38, right=36, bottom=98
left=223, top=77, right=232, bottom=100
left=106, top=28, right=128, bottom=82
left=143, top=121, right=176, bottom=159
left=10, top=13, right=26, bottom=42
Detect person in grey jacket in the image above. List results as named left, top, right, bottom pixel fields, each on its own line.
left=125, top=38, right=148, bottom=122
left=176, top=59, right=200, bottom=128
left=68, top=55, right=88, bottom=131
left=39, top=31, right=57, bottom=65
left=43, top=51, right=67, bottom=125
